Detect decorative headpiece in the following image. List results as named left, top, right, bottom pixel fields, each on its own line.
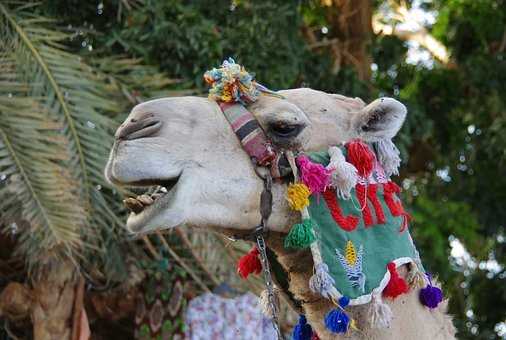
left=204, top=58, right=260, bottom=104
left=203, top=58, right=286, bottom=167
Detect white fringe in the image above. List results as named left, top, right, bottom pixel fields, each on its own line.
left=309, top=263, right=336, bottom=299
left=308, top=242, right=336, bottom=299
left=327, top=146, right=358, bottom=199
left=259, top=288, right=280, bottom=318
left=375, top=139, right=401, bottom=177
left=370, top=294, right=393, bottom=329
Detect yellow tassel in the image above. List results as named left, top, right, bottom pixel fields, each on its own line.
left=287, top=183, right=311, bottom=211
left=345, top=240, right=357, bottom=266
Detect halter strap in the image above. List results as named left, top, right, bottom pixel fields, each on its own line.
left=206, top=60, right=291, bottom=339
left=218, top=101, right=275, bottom=165
left=217, top=100, right=293, bottom=179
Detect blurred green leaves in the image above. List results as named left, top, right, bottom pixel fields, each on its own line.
left=101, top=0, right=305, bottom=90
left=0, top=2, right=119, bottom=273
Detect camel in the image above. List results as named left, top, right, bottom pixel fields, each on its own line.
left=105, top=87, right=456, bottom=339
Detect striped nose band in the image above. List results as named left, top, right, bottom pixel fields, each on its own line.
left=219, top=101, right=275, bottom=166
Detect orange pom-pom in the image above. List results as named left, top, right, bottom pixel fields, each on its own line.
left=383, top=262, right=409, bottom=298
left=237, top=247, right=262, bottom=279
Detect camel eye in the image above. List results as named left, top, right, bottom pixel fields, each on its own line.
left=269, top=122, right=304, bottom=138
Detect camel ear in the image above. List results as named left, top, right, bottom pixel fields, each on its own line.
left=353, top=97, right=407, bottom=141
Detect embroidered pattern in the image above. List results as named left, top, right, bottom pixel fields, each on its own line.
left=355, top=184, right=373, bottom=226
left=336, top=241, right=366, bottom=292
left=383, top=181, right=410, bottom=232
left=306, top=144, right=421, bottom=306
left=323, top=189, right=359, bottom=231
left=367, top=184, right=386, bottom=225
left=355, top=183, right=389, bottom=227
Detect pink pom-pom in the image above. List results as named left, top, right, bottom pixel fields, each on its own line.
left=297, top=155, right=331, bottom=194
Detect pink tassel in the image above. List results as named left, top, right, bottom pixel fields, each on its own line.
left=297, top=155, right=331, bottom=194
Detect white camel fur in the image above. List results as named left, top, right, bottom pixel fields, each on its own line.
left=105, top=88, right=456, bottom=339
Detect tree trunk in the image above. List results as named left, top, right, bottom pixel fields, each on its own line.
left=31, top=261, right=76, bottom=340
left=326, top=0, right=372, bottom=81
left=305, top=0, right=373, bottom=82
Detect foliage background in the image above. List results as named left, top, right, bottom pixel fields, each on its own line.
left=1, top=0, right=505, bottom=339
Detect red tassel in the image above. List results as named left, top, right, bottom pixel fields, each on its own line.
left=346, top=140, right=375, bottom=177
left=237, top=247, right=262, bottom=279
left=383, top=262, right=409, bottom=298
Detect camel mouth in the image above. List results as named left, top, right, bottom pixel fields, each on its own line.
left=120, top=176, right=181, bottom=235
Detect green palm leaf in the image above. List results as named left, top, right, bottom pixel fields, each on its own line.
left=0, top=3, right=123, bottom=272
left=0, top=78, right=85, bottom=269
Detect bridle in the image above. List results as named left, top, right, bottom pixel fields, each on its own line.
left=204, top=58, right=301, bottom=339
left=217, top=94, right=294, bottom=340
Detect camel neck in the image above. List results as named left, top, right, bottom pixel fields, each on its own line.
left=217, top=227, right=326, bottom=315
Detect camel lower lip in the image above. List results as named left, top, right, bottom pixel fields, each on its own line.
left=126, top=191, right=173, bottom=234
left=124, top=177, right=180, bottom=234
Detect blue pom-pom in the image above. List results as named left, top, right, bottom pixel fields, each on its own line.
left=419, top=273, right=443, bottom=309
left=292, top=315, right=313, bottom=340
left=338, top=296, right=350, bottom=308
left=324, top=308, right=350, bottom=334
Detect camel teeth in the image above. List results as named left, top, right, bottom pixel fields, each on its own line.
left=151, top=193, right=163, bottom=200
left=123, top=197, right=144, bottom=214
left=137, top=194, right=153, bottom=205
left=160, top=187, right=168, bottom=193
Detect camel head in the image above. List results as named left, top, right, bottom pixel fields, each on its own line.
left=104, top=88, right=407, bottom=235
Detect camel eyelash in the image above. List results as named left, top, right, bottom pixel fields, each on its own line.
left=268, top=122, right=305, bottom=138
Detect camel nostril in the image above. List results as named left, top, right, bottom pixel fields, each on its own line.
left=115, top=116, right=162, bottom=140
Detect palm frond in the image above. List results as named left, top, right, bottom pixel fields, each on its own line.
left=0, top=3, right=124, bottom=272
left=0, top=79, right=86, bottom=270
left=91, top=56, right=193, bottom=108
